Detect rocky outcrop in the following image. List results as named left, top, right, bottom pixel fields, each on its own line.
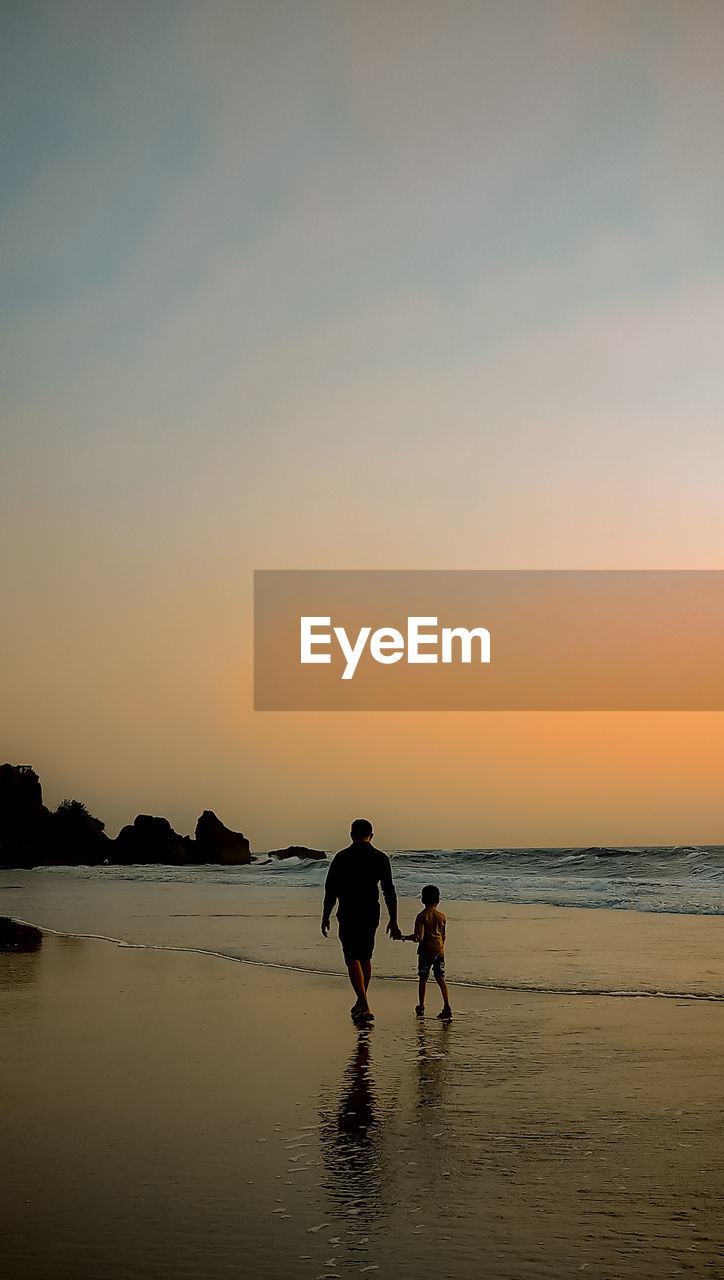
left=0, top=765, right=114, bottom=867
left=0, top=917, right=43, bottom=951
left=267, top=845, right=327, bottom=860
left=51, top=798, right=112, bottom=865
left=114, top=815, right=193, bottom=866
left=0, top=764, right=319, bottom=870
left=0, top=764, right=53, bottom=867
left=194, top=810, right=252, bottom=865
left=0, top=763, right=43, bottom=815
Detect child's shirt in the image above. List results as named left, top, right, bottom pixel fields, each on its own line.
left=413, top=905, right=446, bottom=958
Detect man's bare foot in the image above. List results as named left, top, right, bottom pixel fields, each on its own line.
left=438, top=1007, right=452, bottom=1020
left=415, top=1004, right=425, bottom=1016
left=351, top=1003, right=373, bottom=1020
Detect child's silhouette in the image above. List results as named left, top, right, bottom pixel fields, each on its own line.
left=402, top=884, right=452, bottom=1020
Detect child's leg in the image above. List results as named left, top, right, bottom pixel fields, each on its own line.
left=435, top=969, right=452, bottom=1012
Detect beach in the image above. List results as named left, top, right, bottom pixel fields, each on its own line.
left=3, top=898, right=724, bottom=1279
left=6, top=5, right=724, bottom=1278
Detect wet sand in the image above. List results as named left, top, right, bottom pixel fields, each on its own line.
left=2, top=932, right=724, bottom=1279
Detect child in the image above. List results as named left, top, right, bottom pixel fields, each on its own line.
left=403, top=884, right=452, bottom=1020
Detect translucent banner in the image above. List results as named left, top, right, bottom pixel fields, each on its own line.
left=254, top=570, right=724, bottom=710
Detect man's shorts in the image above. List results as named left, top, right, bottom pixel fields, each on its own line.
left=418, top=952, right=445, bottom=981
left=338, top=921, right=377, bottom=965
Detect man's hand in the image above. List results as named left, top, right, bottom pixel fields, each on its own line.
left=321, top=917, right=330, bottom=938
left=386, top=921, right=402, bottom=941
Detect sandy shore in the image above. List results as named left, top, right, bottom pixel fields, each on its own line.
left=2, top=932, right=724, bottom=1279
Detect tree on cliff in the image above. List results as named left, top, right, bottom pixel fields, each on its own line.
left=54, top=798, right=105, bottom=836
left=52, top=798, right=110, bottom=863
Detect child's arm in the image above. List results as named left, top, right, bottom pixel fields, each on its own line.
left=401, top=911, right=425, bottom=943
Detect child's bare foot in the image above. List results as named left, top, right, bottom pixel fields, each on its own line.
left=415, top=1004, right=425, bottom=1016
left=438, top=1006, right=452, bottom=1020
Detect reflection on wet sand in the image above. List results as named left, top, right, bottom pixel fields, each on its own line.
left=410, top=1019, right=454, bottom=1205
left=318, top=1017, right=456, bottom=1249
left=0, top=951, right=41, bottom=989
left=0, top=947, right=42, bottom=1063
left=415, top=1018, right=451, bottom=1118
left=319, top=1028, right=387, bottom=1230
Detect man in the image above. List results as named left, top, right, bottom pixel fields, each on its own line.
left=321, top=818, right=401, bottom=1022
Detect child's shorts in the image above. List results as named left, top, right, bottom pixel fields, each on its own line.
left=418, top=952, right=445, bottom=981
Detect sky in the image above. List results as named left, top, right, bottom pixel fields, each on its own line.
left=3, top=0, right=724, bottom=850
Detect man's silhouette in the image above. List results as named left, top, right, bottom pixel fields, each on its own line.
left=321, top=818, right=401, bottom=1021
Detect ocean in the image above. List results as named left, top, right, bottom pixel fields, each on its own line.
left=10, top=842, right=724, bottom=912
left=289, top=843, right=724, bottom=915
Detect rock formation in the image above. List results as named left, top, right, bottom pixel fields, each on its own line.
left=114, top=814, right=193, bottom=866
left=52, top=798, right=112, bottom=865
left=0, top=917, right=43, bottom=950
left=194, top=810, right=252, bottom=864
left=267, top=845, right=327, bottom=860
left=0, top=764, right=53, bottom=867
left=0, top=766, right=112, bottom=867
left=0, top=763, right=321, bottom=870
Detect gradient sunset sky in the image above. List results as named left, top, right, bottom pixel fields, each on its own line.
left=3, top=1, right=724, bottom=850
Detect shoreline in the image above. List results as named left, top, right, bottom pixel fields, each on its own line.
left=4, top=875, right=724, bottom=1001
left=7, top=912, right=724, bottom=1003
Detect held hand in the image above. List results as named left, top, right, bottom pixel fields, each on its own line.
left=321, top=918, right=330, bottom=938
left=387, top=921, right=402, bottom=941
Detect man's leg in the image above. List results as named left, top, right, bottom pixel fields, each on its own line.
left=361, top=960, right=372, bottom=991
left=347, top=960, right=371, bottom=1014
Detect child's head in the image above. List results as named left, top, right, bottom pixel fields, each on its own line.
left=421, top=884, right=440, bottom=906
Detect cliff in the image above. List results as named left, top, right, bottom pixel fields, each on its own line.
left=0, top=765, right=255, bottom=869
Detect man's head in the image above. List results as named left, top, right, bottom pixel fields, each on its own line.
left=421, top=884, right=440, bottom=906
left=350, top=817, right=373, bottom=843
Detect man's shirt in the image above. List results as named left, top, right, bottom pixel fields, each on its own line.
left=323, top=843, right=397, bottom=926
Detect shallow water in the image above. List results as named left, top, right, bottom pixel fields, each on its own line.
left=4, top=870, right=724, bottom=1000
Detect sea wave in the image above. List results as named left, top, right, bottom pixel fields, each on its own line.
left=29, top=844, right=724, bottom=915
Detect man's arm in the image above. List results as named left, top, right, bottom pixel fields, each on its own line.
left=321, top=859, right=338, bottom=937
left=381, top=854, right=401, bottom=940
